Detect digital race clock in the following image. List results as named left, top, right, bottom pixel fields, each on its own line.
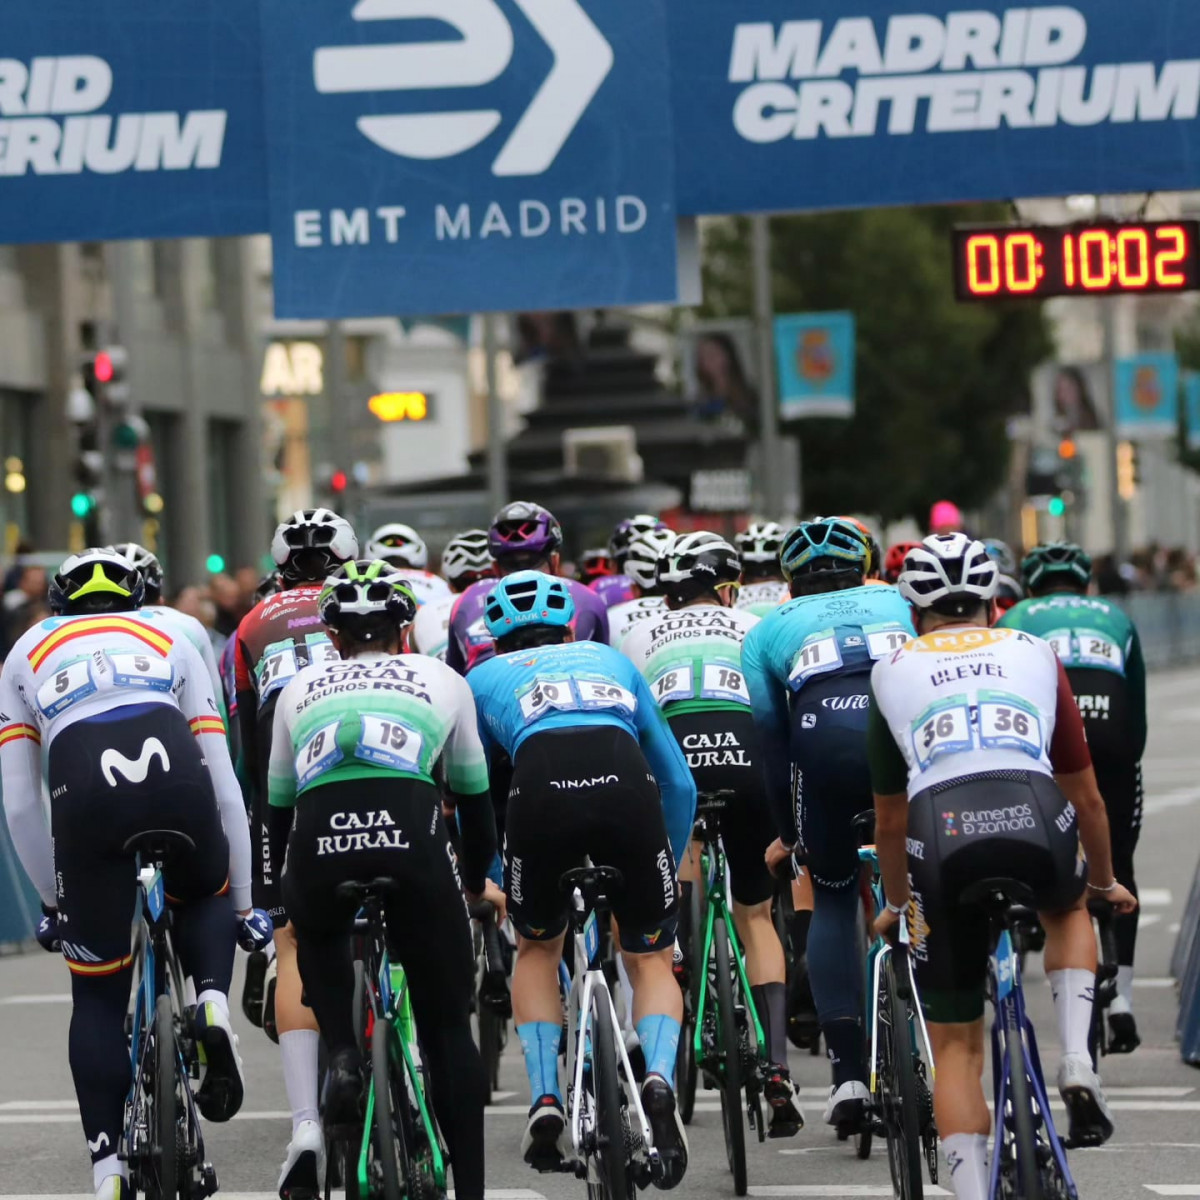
left=952, top=220, right=1200, bottom=302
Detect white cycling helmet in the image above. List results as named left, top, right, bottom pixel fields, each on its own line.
left=368, top=522, right=428, bottom=570
left=899, top=533, right=998, bottom=612
left=623, top=527, right=676, bottom=590
left=108, top=542, right=164, bottom=601
left=271, top=508, right=359, bottom=584
left=440, top=529, right=493, bottom=585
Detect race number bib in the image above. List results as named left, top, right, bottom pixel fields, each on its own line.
left=106, top=652, right=174, bottom=692
left=36, top=657, right=96, bottom=719
left=650, top=664, right=694, bottom=706
left=910, top=698, right=972, bottom=772
left=575, top=677, right=637, bottom=716
left=788, top=631, right=843, bottom=687
left=1042, top=628, right=1073, bottom=662
left=257, top=640, right=299, bottom=705
left=517, top=674, right=637, bottom=724
left=977, top=691, right=1044, bottom=759
left=305, top=634, right=338, bottom=669
left=356, top=715, right=424, bottom=774
left=701, top=662, right=750, bottom=704
left=864, top=624, right=910, bottom=660
left=1074, top=631, right=1124, bottom=672
left=296, top=720, right=343, bottom=788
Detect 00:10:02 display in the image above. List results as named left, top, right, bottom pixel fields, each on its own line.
left=963, top=225, right=1192, bottom=297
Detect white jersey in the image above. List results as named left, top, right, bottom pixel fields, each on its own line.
left=607, top=596, right=667, bottom=651
left=140, top=604, right=227, bottom=720
left=397, top=569, right=452, bottom=608
left=870, top=625, right=1062, bottom=796
left=736, top=580, right=789, bottom=618
left=0, top=611, right=252, bottom=909
left=410, top=594, right=454, bottom=662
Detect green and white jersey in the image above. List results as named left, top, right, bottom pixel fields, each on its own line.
left=267, top=650, right=489, bottom=808
left=736, top=580, right=788, bottom=618
left=621, top=603, right=760, bottom=717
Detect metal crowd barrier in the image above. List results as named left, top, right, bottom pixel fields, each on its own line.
left=1109, top=591, right=1200, bottom=669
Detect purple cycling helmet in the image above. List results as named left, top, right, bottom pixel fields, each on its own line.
left=488, top=501, right=564, bottom=563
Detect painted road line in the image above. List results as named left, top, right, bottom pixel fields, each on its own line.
left=1144, top=789, right=1200, bottom=815
left=1142, top=889, right=1174, bottom=907
left=3, top=1194, right=548, bottom=1200
left=1103, top=1087, right=1194, bottom=1097
left=1135, top=978, right=1179, bottom=989
left=748, top=1188, right=951, bottom=1197
left=0, top=993, right=72, bottom=1004
left=1144, top=1187, right=1200, bottom=1196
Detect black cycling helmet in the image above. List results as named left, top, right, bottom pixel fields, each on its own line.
left=109, top=542, right=163, bottom=604
left=657, top=531, right=741, bottom=605
left=49, top=549, right=145, bottom=616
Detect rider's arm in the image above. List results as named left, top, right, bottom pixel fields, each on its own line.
left=631, top=671, right=696, bottom=867
left=0, top=663, right=54, bottom=907
left=193, top=623, right=229, bottom=726
left=742, top=625, right=797, bottom=845
left=442, top=672, right=496, bottom=894
left=1048, top=657, right=1116, bottom=889
left=179, top=641, right=253, bottom=913
left=866, top=684, right=910, bottom=910
left=233, top=631, right=260, bottom=799
left=1125, top=625, right=1147, bottom=761
left=265, top=694, right=298, bottom=891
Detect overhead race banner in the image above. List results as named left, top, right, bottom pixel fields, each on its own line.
left=670, top=1, right=1200, bottom=216
left=1114, top=352, right=1178, bottom=440
left=261, top=0, right=688, bottom=318
left=774, top=312, right=856, bottom=419
left=0, top=0, right=268, bottom=243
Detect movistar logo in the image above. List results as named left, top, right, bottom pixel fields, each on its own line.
left=313, top=0, right=613, bottom=176
left=101, top=737, right=170, bottom=787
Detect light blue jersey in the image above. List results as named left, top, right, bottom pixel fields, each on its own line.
left=468, top=640, right=696, bottom=864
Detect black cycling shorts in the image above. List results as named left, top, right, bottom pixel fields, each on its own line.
left=283, top=776, right=474, bottom=994
left=252, top=697, right=285, bottom=921
left=668, top=709, right=775, bottom=906
left=906, top=770, right=1086, bottom=1024
left=47, top=704, right=231, bottom=977
left=789, top=673, right=873, bottom=890
left=504, top=727, right=679, bottom=954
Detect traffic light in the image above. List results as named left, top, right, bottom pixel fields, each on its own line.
left=1047, top=496, right=1066, bottom=517
left=1116, top=441, right=1140, bottom=500
left=71, top=492, right=95, bottom=519
left=330, top=469, right=348, bottom=496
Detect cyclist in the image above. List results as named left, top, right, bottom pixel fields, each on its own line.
left=577, top=547, right=616, bottom=586
left=411, top=529, right=494, bottom=662
left=231, top=508, right=359, bottom=1192
left=596, top=514, right=670, bottom=609
left=883, top=541, right=921, bottom=586
left=367, top=522, right=452, bottom=608
left=445, top=501, right=609, bottom=675
left=742, top=518, right=914, bottom=1131
left=267, top=559, right=500, bottom=1200
left=999, top=542, right=1147, bottom=1051
left=982, top=538, right=1024, bottom=615
left=607, top=526, right=675, bottom=651
left=0, top=549, right=262, bottom=1200
left=468, top=571, right=695, bottom=1187
left=735, top=522, right=789, bottom=616
left=868, top=535, right=1137, bottom=1197
left=622, top=532, right=804, bottom=1137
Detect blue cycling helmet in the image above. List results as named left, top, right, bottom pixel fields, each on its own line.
left=483, top=570, right=576, bottom=638
left=780, top=519, right=870, bottom=582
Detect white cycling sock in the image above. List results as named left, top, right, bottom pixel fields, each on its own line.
left=93, top=1152, right=126, bottom=1190
left=943, top=1133, right=988, bottom=1200
left=1048, top=968, right=1094, bottom=1059
left=196, top=988, right=229, bottom=1018
left=280, top=1028, right=321, bottom=1131
left=1112, top=965, right=1134, bottom=1013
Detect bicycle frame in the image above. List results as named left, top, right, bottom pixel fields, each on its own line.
left=564, top=895, right=657, bottom=1175
left=986, top=927, right=1077, bottom=1200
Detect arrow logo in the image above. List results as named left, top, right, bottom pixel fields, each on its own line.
left=100, top=737, right=170, bottom=787
left=313, top=0, right=613, bottom=176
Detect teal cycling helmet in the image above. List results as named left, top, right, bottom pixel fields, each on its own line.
left=1021, top=542, right=1092, bottom=593
left=483, top=570, right=575, bottom=638
left=780, top=518, right=871, bottom=582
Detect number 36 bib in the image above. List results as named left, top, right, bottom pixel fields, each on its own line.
left=910, top=689, right=1045, bottom=774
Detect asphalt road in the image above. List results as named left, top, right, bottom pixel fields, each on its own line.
left=3, top=668, right=1200, bottom=1199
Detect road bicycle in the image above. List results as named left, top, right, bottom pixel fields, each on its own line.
left=468, top=898, right=511, bottom=1105
left=1086, top=899, right=1120, bottom=1067
left=964, top=878, right=1078, bottom=1200
left=122, top=830, right=218, bottom=1200
left=330, top=878, right=447, bottom=1200
left=559, top=865, right=660, bottom=1200
left=675, top=790, right=767, bottom=1197
left=854, top=813, right=939, bottom=1199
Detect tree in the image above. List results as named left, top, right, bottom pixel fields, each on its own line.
left=699, top=206, right=1052, bottom=522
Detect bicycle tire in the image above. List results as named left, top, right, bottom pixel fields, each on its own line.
left=677, top=881, right=704, bottom=1124
left=714, top=914, right=748, bottom=1196
left=479, top=1003, right=504, bottom=1104
left=591, top=992, right=630, bottom=1200
left=1002, top=1011, right=1043, bottom=1200
left=154, top=994, right=179, bottom=1200
left=372, top=1019, right=409, bottom=1200
left=881, top=957, right=924, bottom=1199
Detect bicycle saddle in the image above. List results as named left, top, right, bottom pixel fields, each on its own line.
left=122, top=829, right=196, bottom=861
left=559, top=864, right=624, bottom=906
left=851, top=809, right=876, bottom=844
left=696, top=789, right=736, bottom=818
left=959, top=877, right=1037, bottom=921
left=334, top=876, right=402, bottom=906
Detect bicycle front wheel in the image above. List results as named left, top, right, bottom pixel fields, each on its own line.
left=714, top=914, right=748, bottom=1196
left=153, top=994, right=179, bottom=1200
left=479, top=1002, right=505, bottom=1105
left=1001, top=1014, right=1043, bottom=1200
left=590, top=993, right=630, bottom=1200
left=880, top=957, right=924, bottom=1199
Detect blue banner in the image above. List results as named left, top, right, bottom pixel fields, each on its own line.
left=1114, top=352, right=1179, bottom=439
left=1185, top=372, right=1200, bottom=452
left=670, top=1, right=1200, bottom=216
left=261, top=0, right=686, bottom=319
left=0, top=1, right=268, bottom=243
left=774, top=312, right=856, bottom=420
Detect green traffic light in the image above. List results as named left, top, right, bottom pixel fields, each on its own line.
left=70, top=492, right=94, bottom=519
left=1047, top=496, right=1066, bottom=517
left=205, top=553, right=226, bottom=573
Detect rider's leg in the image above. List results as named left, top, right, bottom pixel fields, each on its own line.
left=928, top=1020, right=991, bottom=1200
left=732, top=898, right=788, bottom=1061
left=621, top=945, right=683, bottom=1082
left=1041, top=901, right=1097, bottom=1062
left=274, top=924, right=322, bottom=1134
left=513, top=931, right=568, bottom=1104
left=807, top=878, right=866, bottom=1087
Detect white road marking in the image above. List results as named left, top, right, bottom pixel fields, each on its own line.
left=1104, top=1087, right=1195, bottom=1097
left=1144, top=789, right=1200, bottom=815
left=3, top=1195, right=546, bottom=1200
left=1142, top=889, right=1174, bottom=907
left=0, top=993, right=72, bottom=1005
left=1144, top=1187, right=1200, bottom=1195
left=1142, top=915, right=1164, bottom=929
left=1135, top=978, right=1178, bottom=989
left=748, top=1188, right=951, bottom=1197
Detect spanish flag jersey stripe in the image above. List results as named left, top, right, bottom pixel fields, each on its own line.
left=29, top=616, right=172, bottom=670
left=0, top=724, right=40, bottom=747
left=66, top=953, right=134, bottom=976
left=189, top=716, right=226, bottom=736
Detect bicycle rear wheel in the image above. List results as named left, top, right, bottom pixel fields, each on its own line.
left=479, top=1003, right=505, bottom=1105
left=1001, top=1014, right=1043, bottom=1200
left=371, top=1019, right=412, bottom=1200
left=590, top=993, right=630, bottom=1200
left=714, top=914, right=748, bottom=1196
left=153, top=994, right=179, bottom=1200
left=880, top=958, right=924, bottom=1199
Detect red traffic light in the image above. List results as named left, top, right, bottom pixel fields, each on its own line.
left=330, top=470, right=348, bottom=494
left=94, top=351, right=115, bottom=384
